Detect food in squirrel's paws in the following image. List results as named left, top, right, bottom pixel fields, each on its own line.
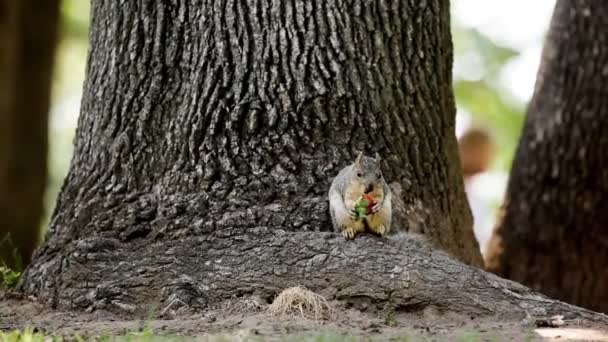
left=354, top=193, right=376, bottom=220
left=328, top=152, right=392, bottom=238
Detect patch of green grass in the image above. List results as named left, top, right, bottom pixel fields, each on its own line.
left=384, top=311, right=397, bottom=327
left=0, top=328, right=508, bottom=342
left=0, top=328, right=188, bottom=342
left=455, top=330, right=482, bottom=342
left=0, top=329, right=373, bottom=342
left=0, top=327, right=49, bottom=342
left=525, top=328, right=537, bottom=342
left=0, top=265, right=21, bottom=288
left=0, top=234, right=23, bottom=286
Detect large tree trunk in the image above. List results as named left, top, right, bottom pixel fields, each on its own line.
left=21, top=0, right=484, bottom=310
left=486, top=0, right=608, bottom=313
left=0, top=0, right=60, bottom=269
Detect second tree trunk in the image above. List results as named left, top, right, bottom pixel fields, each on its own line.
left=486, top=0, right=608, bottom=313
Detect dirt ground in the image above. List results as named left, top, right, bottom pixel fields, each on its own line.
left=2, top=291, right=608, bottom=341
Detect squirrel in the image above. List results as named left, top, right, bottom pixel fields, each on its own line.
left=328, top=152, right=392, bottom=239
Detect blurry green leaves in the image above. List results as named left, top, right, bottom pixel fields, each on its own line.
left=53, top=0, right=90, bottom=98
left=454, top=80, right=524, bottom=169
left=452, top=25, right=526, bottom=170
left=61, top=0, right=90, bottom=39
left=0, top=235, right=22, bottom=287
left=0, top=266, right=21, bottom=288
left=453, top=27, right=519, bottom=77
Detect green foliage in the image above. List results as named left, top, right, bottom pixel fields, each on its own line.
left=0, top=234, right=23, bottom=282
left=0, top=266, right=21, bottom=288
left=453, top=79, right=524, bottom=169
left=0, top=328, right=48, bottom=342
left=0, top=329, right=363, bottom=342
left=0, top=328, right=167, bottom=342
left=0, top=328, right=512, bottom=342
left=384, top=311, right=397, bottom=327
left=455, top=330, right=482, bottom=342
left=452, top=27, right=519, bottom=76
left=60, top=0, right=90, bottom=39
left=452, top=21, right=527, bottom=172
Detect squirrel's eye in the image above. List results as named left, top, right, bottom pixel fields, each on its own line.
left=356, top=172, right=362, bottom=177
left=376, top=172, right=381, bottom=178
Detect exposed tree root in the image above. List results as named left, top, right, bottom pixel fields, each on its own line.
left=19, top=229, right=608, bottom=325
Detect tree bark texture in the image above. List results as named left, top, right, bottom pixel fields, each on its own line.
left=486, top=0, right=608, bottom=313
left=0, top=0, right=60, bottom=268
left=21, top=0, right=484, bottom=309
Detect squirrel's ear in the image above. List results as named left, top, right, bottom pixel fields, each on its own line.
left=354, top=151, right=363, bottom=166
left=375, top=152, right=381, bottom=163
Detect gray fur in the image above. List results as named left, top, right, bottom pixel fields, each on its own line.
left=356, top=156, right=383, bottom=190
left=329, top=165, right=351, bottom=231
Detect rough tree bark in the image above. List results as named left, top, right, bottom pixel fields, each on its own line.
left=0, top=0, right=60, bottom=269
left=22, top=0, right=595, bottom=320
left=486, top=0, right=608, bottom=313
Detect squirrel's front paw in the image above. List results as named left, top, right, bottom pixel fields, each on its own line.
left=342, top=227, right=357, bottom=239
left=374, top=224, right=387, bottom=237
left=371, top=201, right=382, bottom=214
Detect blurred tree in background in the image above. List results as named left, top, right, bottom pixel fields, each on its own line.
left=0, top=0, right=60, bottom=269
left=450, top=1, right=555, bottom=254
left=487, top=0, right=608, bottom=313
left=452, top=26, right=523, bottom=169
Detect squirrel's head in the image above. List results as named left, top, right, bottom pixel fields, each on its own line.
left=353, top=152, right=384, bottom=194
